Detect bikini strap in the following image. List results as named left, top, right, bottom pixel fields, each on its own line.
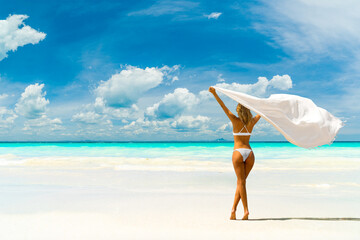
left=243, top=124, right=250, bottom=133
left=239, top=125, right=245, bottom=132
left=238, top=121, right=250, bottom=133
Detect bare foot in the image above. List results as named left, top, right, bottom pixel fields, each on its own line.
left=230, top=209, right=236, bottom=220
left=242, top=211, right=249, bottom=220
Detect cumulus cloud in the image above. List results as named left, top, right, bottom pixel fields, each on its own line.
left=205, top=12, right=222, bottom=19
left=72, top=111, right=107, bottom=124
left=217, top=122, right=232, bottom=132
left=146, top=88, right=199, bottom=119
left=15, top=83, right=49, bottom=119
left=0, top=107, right=18, bottom=128
left=22, top=115, right=63, bottom=131
left=121, top=114, right=210, bottom=135
left=72, top=64, right=180, bottom=129
left=253, top=120, right=281, bottom=136
left=95, top=65, right=179, bottom=108
left=14, top=83, right=63, bottom=132
left=71, top=96, right=141, bottom=126
left=121, top=117, right=171, bottom=135
left=199, top=74, right=292, bottom=100
left=215, top=74, right=292, bottom=95
left=268, top=74, right=292, bottom=90
left=170, top=115, right=209, bottom=131
left=0, top=14, right=46, bottom=61
left=198, top=89, right=212, bottom=101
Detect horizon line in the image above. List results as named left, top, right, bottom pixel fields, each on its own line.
left=0, top=140, right=358, bottom=143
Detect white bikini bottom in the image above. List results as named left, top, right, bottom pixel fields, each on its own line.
left=233, top=148, right=252, bottom=161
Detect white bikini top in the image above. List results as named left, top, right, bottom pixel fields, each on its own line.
left=233, top=124, right=252, bottom=136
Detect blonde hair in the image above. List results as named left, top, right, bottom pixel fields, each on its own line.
left=236, top=103, right=252, bottom=125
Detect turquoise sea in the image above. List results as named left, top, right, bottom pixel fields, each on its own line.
left=0, top=142, right=359, bottom=163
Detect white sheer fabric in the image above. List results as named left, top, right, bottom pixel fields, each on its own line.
left=214, top=86, right=344, bottom=148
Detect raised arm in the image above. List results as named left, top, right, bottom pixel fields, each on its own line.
left=209, top=87, right=237, bottom=122
left=252, top=114, right=261, bottom=125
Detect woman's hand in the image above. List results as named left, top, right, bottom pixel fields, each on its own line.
left=209, top=86, right=216, bottom=94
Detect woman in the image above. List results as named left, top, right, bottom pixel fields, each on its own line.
left=209, top=87, right=261, bottom=220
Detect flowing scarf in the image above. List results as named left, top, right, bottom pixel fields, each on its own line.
left=214, top=86, right=344, bottom=148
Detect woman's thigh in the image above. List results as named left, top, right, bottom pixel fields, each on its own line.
left=232, top=151, right=246, bottom=181
left=244, top=152, right=255, bottom=178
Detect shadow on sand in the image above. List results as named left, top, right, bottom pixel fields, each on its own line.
left=245, top=217, right=360, bottom=221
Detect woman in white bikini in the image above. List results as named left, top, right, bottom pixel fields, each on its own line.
left=209, top=87, right=261, bottom=220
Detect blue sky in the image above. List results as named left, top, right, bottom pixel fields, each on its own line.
left=0, top=0, right=358, bottom=141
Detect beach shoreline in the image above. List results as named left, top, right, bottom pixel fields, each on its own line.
left=0, top=143, right=359, bottom=239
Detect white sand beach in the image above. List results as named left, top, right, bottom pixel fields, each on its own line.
left=0, top=154, right=359, bottom=240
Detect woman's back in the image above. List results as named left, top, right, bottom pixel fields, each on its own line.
left=232, top=117, right=257, bottom=148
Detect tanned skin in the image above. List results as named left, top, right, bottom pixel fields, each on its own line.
left=209, top=87, right=261, bottom=220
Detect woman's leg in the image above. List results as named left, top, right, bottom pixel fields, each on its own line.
left=241, top=153, right=254, bottom=220
left=244, top=152, right=255, bottom=179
left=230, top=151, right=254, bottom=220
left=230, top=163, right=242, bottom=220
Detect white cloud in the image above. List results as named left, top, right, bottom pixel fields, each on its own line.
left=205, top=12, right=222, bottom=19
left=14, top=83, right=63, bottom=132
left=0, top=93, right=8, bottom=100
left=108, top=104, right=140, bottom=119
left=93, top=97, right=106, bottom=112
left=71, top=96, right=141, bottom=127
left=122, top=117, right=172, bottom=135
left=198, top=89, right=212, bottom=101
left=252, top=120, right=281, bottom=136
left=172, top=76, right=179, bottom=83
left=23, top=116, right=63, bottom=131
left=15, top=83, right=49, bottom=119
left=0, top=14, right=46, bottom=61
left=170, top=115, right=209, bottom=131
left=252, top=0, right=360, bottom=57
left=0, top=107, right=18, bottom=128
left=269, top=74, right=292, bottom=90
left=95, top=65, right=178, bottom=108
left=72, top=64, right=180, bottom=130
left=217, top=74, right=225, bottom=82
left=71, top=111, right=109, bottom=124
left=217, top=122, right=232, bottom=132
left=215, top=74, right=292, bottom=96
left=128, top=1, right=199, bottom=16
left=199, top=74, right=292, bottom=100
left=146, top=88, right=199, bottom=119
left=160, top=65, right=181, bottom=85
left=121, top=114, right=211, bottom=135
